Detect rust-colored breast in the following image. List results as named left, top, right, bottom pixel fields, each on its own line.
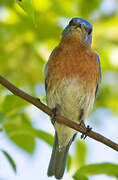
left=45, top=35, right=100, bottom=93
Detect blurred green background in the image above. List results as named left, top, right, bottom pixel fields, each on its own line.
left=0, top=0, right=118, bottom=180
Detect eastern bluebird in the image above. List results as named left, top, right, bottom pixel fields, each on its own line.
left=44, top=17, right=101, bottom=179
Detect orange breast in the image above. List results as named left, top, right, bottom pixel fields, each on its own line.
left=46, top=35, right=100, bottom=93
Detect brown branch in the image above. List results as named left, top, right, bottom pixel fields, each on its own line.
left=0, top=74, right=118, bottom=151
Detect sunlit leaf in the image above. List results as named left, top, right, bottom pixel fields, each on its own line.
left=3, top=113, right=36, bottom=154
left=67, top=154, right=72, bottom=172
left=73, top=163, right=118, bottom=178
left=16, top=0, right=35, bottom=20
left=32, top=129, right=53, bottom=146
left=0, top=112, right=5, bottom=123
left=73, top=140, right=87, bottom=168
left=77, top=0, right=102, bottom=18
left=2, top=95, right=28, bottom=116
left=1, top=150, right=16, bottom=173
left=73, top=173, right=89, bottom=180
left=3, top=112, right=53, bottom=153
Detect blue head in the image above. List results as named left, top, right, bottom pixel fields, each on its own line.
left=62, top=17, right=93, bottom=46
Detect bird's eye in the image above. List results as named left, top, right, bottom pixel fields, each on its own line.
left=69, top=20, right=74, bottom=26
left=77, top=23, right=81, bottom=28
left=69, top=20, right=81, bottom=28
left=88, top=27, right=92, bottom=35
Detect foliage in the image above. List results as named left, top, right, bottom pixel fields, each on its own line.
left=1, top=149, right=16, bottom=173
left=73, top=163, right=118, bottom=179
left=0, top=0, right=118, bottom=179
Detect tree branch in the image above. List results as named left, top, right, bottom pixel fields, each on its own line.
left=0, top=74, right=118, bottom=151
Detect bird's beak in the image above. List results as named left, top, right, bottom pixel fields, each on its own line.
left=75, top=25, right=81, bottom=34
left=75, top=24, right=87, bottom=39
left=81, top=24, right=88, bottom=35
left=80, top=24, right=88, bottom=41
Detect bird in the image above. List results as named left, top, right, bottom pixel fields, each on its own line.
left=44, top=17, right=101, bottom=179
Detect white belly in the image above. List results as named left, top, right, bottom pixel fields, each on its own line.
left=47, top=78, right=95, bottom=147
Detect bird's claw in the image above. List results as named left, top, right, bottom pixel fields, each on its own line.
left=80, top=124, right=92, bottom=139
left=51, top=108, right=57, bottom=125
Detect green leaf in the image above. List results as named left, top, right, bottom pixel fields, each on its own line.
left=33, top=129, right=53, bottom=146
left=16, top=0, right=41, bottom=27
left=39, top=96, right=47, bottom=105
left=3, top=113, right=36, bottom=154
left=74, top=140, right=87, bottom=168
left=77, top=0, right=102, bottom=18
left=3, top=112, right=53, bottom=153
left=73, top=163, right=118, bottom=178
left=73, top=173, right=89, bottom=180
left=4, top=124, right=36, bottom=154
left=67, top=154, right=72, bottom=172
left=1, top=150, right=16, bottom=173
left=2, top=95, right=27, bottom=116
left=0, top=112, right=5, bottom=123
left=0, top=128, right=3, bottom=132
left=17, top=0, right=35, bottom=20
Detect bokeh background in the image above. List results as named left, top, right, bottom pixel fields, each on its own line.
left=0, top=0, right=118, bottom=180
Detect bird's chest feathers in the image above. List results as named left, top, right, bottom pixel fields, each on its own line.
left=47, top=38, right=99, bottom=91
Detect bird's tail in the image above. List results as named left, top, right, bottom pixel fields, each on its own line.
left=48, top=133, right=71, bottom=179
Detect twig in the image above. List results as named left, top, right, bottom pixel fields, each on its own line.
left=0, top=74, right=118, bottom=151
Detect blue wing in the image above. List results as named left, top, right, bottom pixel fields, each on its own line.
left=44, top=48, right=56, bottom=90
left=49, top=47, right=56, bottom=58
left=95, top=54, right=101, bottom=98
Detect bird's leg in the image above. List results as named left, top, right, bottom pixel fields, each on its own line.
left=71, top=133, right=77, bottom=142
left=79, top=121, right=92, bottom=139
left=36, top=97, right=57, bottom=125
left=51, top=107, right=57, bottom=125
left=81, top=125, right=92, bottom=139
left=79, top=120, right=86, bottom=128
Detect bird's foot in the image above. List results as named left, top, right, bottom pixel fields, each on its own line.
left=51, top=108, right=57, bottom=125
left=79, top=121, right=92, bottom=139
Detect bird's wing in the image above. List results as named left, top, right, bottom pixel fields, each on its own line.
left=44, top=48, right=56, bottom=90
left=95, top=54, right=101, bottom=98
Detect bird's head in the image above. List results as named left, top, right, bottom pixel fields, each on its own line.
left=62, top=17, right=93, bottom=46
